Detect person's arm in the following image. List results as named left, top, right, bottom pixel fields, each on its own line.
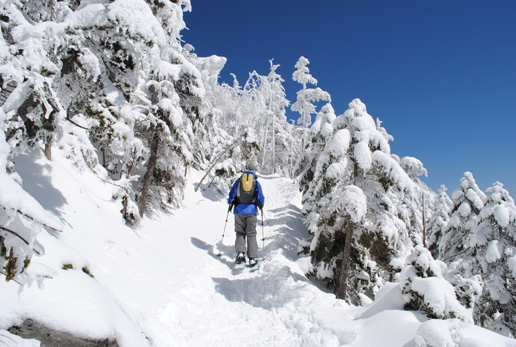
left=227, top=179, right=239, bottom=205
left=255, top=181, right=265, bottom=209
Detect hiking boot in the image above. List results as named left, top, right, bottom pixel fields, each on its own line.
left=248, top=258, right=258, bottom=267
left=235, top=253, right=245, bottom=264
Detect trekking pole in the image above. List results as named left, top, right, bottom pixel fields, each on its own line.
left=222, top=205, right=232, bottom=239
left=217, top=205, right=232, bottom=257
left=260, top=208, right=265, bottom=250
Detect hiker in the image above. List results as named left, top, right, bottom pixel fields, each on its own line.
left=227, top=164, right=265, bottom=267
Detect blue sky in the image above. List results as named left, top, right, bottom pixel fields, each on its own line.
left=183, top=0, right=516, bottom=197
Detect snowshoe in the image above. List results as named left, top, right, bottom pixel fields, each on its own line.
left=247, top=258, right=260, bottom=273
left=235, top=253, right=246, bottom=264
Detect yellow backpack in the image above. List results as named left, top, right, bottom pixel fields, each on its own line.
left=236, top=173, right=256, bottom=204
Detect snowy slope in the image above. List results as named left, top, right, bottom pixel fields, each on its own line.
left=1, top=148, right=515, bottom=347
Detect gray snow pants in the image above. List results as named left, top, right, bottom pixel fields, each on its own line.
left=234, top=214, right=258, bottom=259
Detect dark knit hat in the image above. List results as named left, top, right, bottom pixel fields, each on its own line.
left=246, top=162, right=258, bottom=172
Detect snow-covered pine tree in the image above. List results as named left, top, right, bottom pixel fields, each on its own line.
left=291, top=56, right=330, bottom=128
left=110, top=0, right=202, bottom=217
left=291, top=56, right=330, bottom=172
left=1, top=0, right=203, bottom=222
left=427, top=185, right=453, bottom=258
left=0, top=0, right=64, bottom=161
left=469, top=182, right=516, bottom=336
left=425, top=174, right=487, bottom=322
left=0, top=0, right=72, bottom=283
left=303, top=99, right=429, bottom=303
left=400, top=246, right=473, bottom=322
left=438, top=172, right=486, bottom=264
left=392, top=155, right=432, bottom=247
left=297, top=103, right=336, bottom=257
left=298, top=103, right=336, bottom=197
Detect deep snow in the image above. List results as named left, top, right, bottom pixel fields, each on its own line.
left=1, top=148, right=515, bottom=347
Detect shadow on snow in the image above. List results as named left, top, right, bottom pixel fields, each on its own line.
left=212, top=266, right=311, bottom=310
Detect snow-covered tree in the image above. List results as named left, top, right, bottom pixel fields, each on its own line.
left=469, top=182, right=516, bottom=336
left=257, top=60, right=291, bottom=175
left=302, top=98, right=429, bottom=302
left=438, top=172, right=486, bottom=263
left=297, top=103, right=336, bottom=200
left=291, top=56, right=330, bottom=128
left=190, top=56, right=300, bottom=190
left=0, top=0, right=66, bottom=161
left=400, top=246, right=472, bottom=322
left=0, top=0, right=202, bottom=222
left=291, top=56, right=330, bottom=169
left=427, top=185, right=453, bottom=258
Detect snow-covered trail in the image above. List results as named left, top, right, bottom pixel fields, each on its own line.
left=2, top=151, right=355, bottom=346
left=145, top=173, right=355, bottom=346
left=2, top=150, right=514, bottom=347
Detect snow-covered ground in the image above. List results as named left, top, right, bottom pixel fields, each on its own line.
left=1, top=149, right=515, bottom=347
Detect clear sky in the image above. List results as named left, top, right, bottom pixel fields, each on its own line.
left=183, top=0, right=516, bottom=197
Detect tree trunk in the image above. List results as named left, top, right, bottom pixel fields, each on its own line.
left=138, top=131, right=159, bottom=217
left=44, top=142, right=52, bottom=160
left=260, top=117, right=269, bottom=172
left=336, top=222, right=354, bottom=300
left=422, top=194, right=426, bottom=247
left=272, top=112, right=276, bottom=174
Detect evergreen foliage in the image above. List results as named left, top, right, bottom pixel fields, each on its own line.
left=438, top=172, right=486, bottom=264
left=299, top=98, right=430, bottom=303
left=433, top=173, right=516, bottom=336
left=469, top=182, right=516, bottom=336
left=427, top=185, right=453, bottom=258
left=400, top=246, right=472, bottom=322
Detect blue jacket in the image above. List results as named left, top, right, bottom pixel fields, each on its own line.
left=227, top=171, right=265, bottom=215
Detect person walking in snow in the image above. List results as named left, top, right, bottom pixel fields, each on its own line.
left=227, top=163, right=265, bottom=267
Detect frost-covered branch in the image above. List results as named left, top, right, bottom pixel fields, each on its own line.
left=0, top=205, right=62, bottom=233
left=0, top=225, right=30, bottom=246
left=0, top=225, right=41, bottom=255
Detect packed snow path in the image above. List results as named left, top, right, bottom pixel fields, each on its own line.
left=2, top=151, right=515, bottom=347
left=158, top=173, right=356, bottom=346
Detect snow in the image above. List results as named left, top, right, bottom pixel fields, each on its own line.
left=410, top=277, right=472, bottom=323
left=107, top=0, right=168, bottom=46
left=509, top=256, right=516, bottom=278
left=485, top=240, right=502, bottom=263
left=494, top=204, right=510, bottom=228
left=327, top=128, right=350, bottom=158
left=0, top=330, right=39, bottom=347
left=66, top=4, right=108, bottom=29
left=1, top=148, right=516, bottom=347
left=458, top=201, right=472, bottom=218
left=354, top=139, right=372, bottom=171
left=338, top=185, right=367, bottom=223
left=401, top=156, right=428, bottom=177
left=372, top=151, right=415, bottom=193
left=416, top=319, right=462, bottom=347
